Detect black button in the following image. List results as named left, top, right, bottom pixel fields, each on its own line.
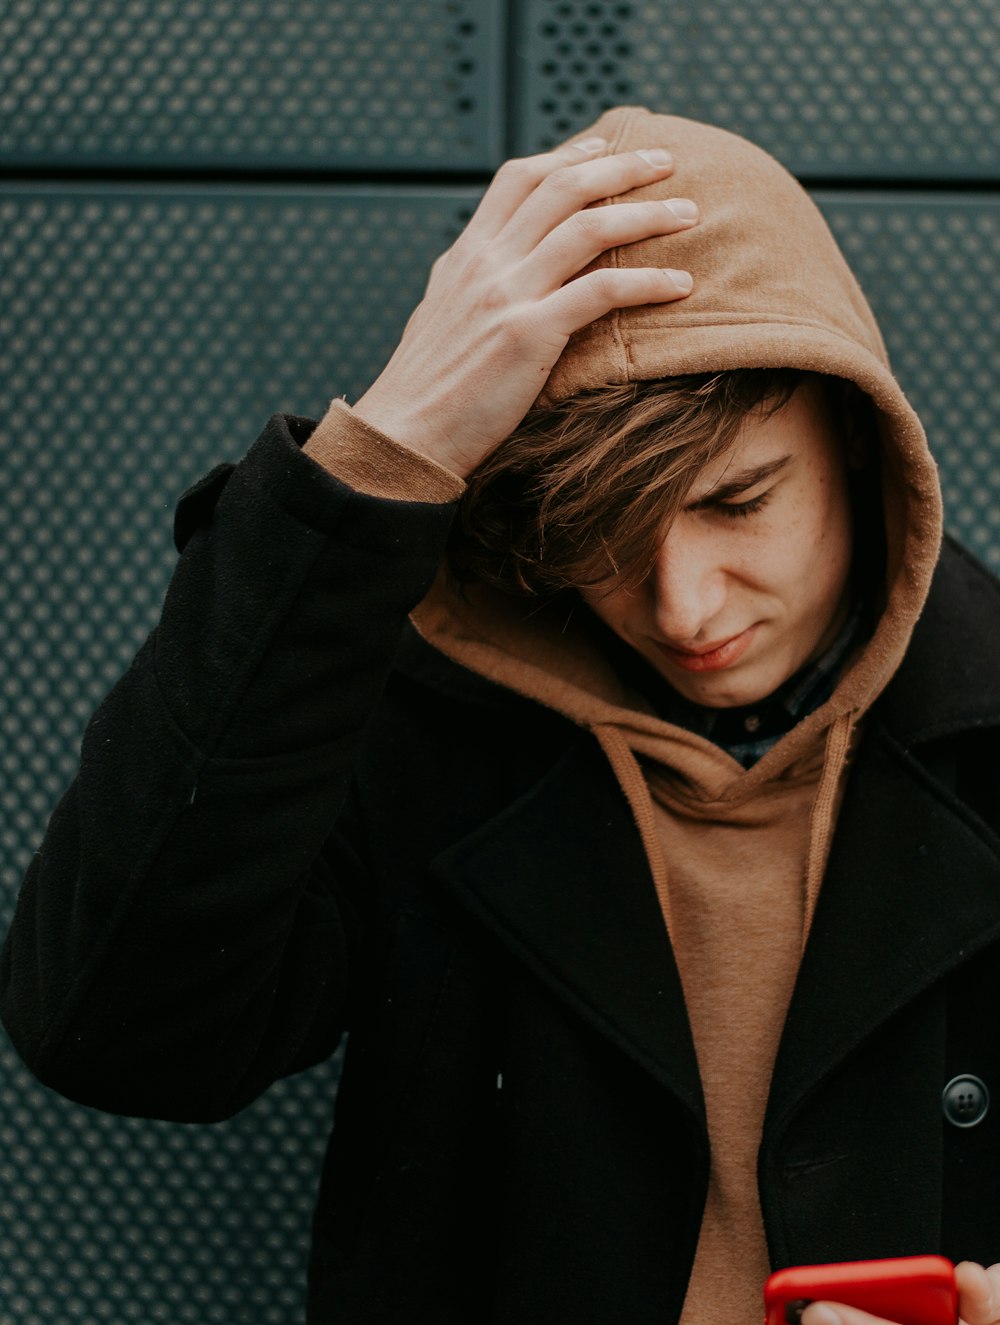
left=942, top=1074, right=990, bottom=1128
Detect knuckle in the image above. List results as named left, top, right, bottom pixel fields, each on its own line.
left=493, top=154, right=540, bottom=187
left=567, top=206, right=606, bottom=242
left=586, top=266, right=619, bottom=298
left=471, top=269, right=514, bottom=315
left=428, top=248, right=451, bottom=278
left=543, top=165, right=587, bottom=200
left=463, top=246, right=498, bottom=285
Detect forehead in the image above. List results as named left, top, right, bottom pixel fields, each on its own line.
left=688, top=380, right=845, bottom=500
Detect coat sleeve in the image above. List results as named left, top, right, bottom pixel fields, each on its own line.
left=0, top=413, right=458, bottom=1122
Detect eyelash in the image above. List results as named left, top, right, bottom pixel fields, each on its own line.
left=716, top=491, right=772, bottom=519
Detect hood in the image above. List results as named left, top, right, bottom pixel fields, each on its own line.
left=412, top=106, right=943, bottom=801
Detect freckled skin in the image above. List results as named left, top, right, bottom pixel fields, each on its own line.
left=580, top=382, right=857, bottom=709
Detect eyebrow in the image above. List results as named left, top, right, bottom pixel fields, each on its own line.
left=688, top=453, right=794, bottom=508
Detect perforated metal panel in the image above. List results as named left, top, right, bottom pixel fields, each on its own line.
left=817, top=195, right=1000, bottom=564
left=516, top=0, right=1000, bottom=178
left=0, top=1040, right=343, bottom=1324
left=0, top=0, right=504, bottom=170
left=0, top=184, right=479, bottom=1325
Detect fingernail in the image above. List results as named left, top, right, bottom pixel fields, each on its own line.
left=573, top=136, right=607, bottom=153
left=663, top=198, right=698, bottom=221
left=666, top=268, right=693, bottom=292
left=637, top=148, right=673, bottom=167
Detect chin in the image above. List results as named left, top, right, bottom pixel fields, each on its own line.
left=664, top=661, right=785, bottom=710
left=677, top=682, right=767, bottom=710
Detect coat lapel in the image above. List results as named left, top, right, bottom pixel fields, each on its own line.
left=769, top=542, right=1000, bottom=1127
left=432, top=735, right=706, bottom=1128
left=768, top=719, right=1000, bottom=1132
left=417, top=541, right=1000, bottom=1243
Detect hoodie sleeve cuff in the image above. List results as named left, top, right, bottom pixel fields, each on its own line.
left=303, top=397, right=466, bottom=504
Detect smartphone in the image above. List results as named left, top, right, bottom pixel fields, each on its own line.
left=764, top=1255, right=957, bottom=1325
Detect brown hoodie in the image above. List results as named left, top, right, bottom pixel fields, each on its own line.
left=304, top=107, right=943, bottom=1325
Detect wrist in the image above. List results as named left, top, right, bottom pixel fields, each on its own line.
left=351, top=392, right=475, bottom=480
left=306, top=399, right=466, bottom=502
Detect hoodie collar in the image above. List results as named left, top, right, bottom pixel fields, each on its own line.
left=400, top=541, right=1000, bottom=747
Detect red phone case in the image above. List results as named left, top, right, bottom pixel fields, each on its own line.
left=764, top=1255, right=957, bottom=1325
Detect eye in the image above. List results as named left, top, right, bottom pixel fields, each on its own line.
left=717, top=490, right=773, bottom=519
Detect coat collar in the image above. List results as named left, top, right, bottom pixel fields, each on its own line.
left=431, top=708, right=1000, bottom=1131
left=415, top=538, right=1000, bottom=1129
left=431, top=736, right=707, bottom=1130
left=399, top=540, right=1000, bottom=738
left=763, top=536, right=1000, bottom=1121
left=767, top=716, right=1000, bottom=1127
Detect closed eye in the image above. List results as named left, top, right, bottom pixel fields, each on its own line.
left=688, top=453, right=793, bottom=513
left=716, top=490, right=773, bottom=519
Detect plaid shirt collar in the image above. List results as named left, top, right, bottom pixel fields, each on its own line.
left=590, top=599, right=869, bottom=770
left=675, top=599, right=868, bottom=767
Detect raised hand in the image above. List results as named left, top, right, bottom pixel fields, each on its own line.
left=352, top=136, right=699, bottom=478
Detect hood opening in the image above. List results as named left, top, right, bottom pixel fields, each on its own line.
left=412, top=106, right=942, bottom=795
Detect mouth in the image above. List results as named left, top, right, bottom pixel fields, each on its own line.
left=653, top=625, right=758, bottom=673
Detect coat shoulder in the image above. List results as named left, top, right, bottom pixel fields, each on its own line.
left=879, top=536, right=1000, bottom=745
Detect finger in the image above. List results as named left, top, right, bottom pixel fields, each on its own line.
left=541, top=264, right=694, bottom=337
left=956, top=1260, right=1000, bottom=1325
left=491, top=146, right=678, bottom=258
left=801, top=1300, right=897, bottom=1325
left=455, top=136, right=612, bottom=246
left=517, top=197, right=699, bottom=296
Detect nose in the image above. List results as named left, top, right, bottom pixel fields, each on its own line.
left=650, top=520, right=728, bottom=644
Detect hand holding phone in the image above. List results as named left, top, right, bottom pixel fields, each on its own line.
left=764, top=1255, right=957, bottom=1325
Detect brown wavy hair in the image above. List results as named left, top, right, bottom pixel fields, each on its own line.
left=448, top=368, right=858, bottom=597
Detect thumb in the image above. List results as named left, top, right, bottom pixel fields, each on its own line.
left=956, top=1261, right=1000, bottom=1325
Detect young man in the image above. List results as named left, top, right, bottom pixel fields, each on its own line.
left=3, top=107, right=1000, bottom=1325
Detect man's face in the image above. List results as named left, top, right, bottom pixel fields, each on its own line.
left=580, top=382, right=858, bottom=709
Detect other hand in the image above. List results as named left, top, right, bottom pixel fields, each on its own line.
left=801, top=1261, right=1000, bottom=1325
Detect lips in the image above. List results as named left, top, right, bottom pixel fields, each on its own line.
left=653, top=625, right=758, bottom=672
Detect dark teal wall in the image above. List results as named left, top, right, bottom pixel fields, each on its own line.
left=1, top=3, right=997, bottom=1320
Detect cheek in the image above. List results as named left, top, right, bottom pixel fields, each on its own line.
left=792, top=479, right=855, bottom=613
left=723, top=516, right=808, bottom=594
left=816, top=471, right=855, bottom=568
left=739, top=488, right=851, bottom=608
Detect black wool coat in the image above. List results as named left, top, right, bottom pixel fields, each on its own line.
left=3, top=415, right=1000, bottom=1324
